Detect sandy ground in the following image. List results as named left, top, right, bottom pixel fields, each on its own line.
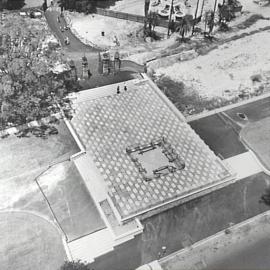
left=68, top=12, right=143, bottom=49
left=160, top=211, right=270, bottom=270
left=156, top=28, right=270, bottom=98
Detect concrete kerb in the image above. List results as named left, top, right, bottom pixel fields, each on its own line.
left=158, top=210, right=270, bottom=269
left=186, top=91, right=270, bottom=122
left=0, top=209, right=73, bottom=261
left=63, top=118, right=86, bottom=160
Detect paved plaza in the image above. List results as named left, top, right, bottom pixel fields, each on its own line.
left=71, top=78, right=233, bottom=220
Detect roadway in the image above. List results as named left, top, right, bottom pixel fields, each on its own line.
left=207, top=237, right=270, bottom=270
left=44, top=7, right=144, bottom=86
left=189, top=96, right=270, bottom=159
left=45, top=9, right=98, bottom=52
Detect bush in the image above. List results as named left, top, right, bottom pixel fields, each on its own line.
left=60, top=260, right=91, bottom=270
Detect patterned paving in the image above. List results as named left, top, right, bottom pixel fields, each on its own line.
left=71, top=80, right=232, bottom=219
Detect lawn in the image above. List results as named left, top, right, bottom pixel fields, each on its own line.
left=0, top=211, right=66, bottom=270
left=0, top=121, right=79, bottom=180
left=37, top=161, right=105, bottom=241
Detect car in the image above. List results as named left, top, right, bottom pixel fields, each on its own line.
left=19, top=11, right=27, bottom=17
left=158, top=4, right=171, bottom=17
left=60, top=26, right=64, bottom=32
left=64, top=25, right=70, bottom=30
left=174, top=4, right=185, bottom=18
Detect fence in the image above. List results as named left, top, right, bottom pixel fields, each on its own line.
left=95, top=8, right=169, bottom=28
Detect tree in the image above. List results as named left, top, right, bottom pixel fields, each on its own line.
left=60, top=260, right=91, bottom=270
left=175, top=15, right=192, bottom=41
left=144, top=11, right=159, bottom=39
left=204, top=10, right=215, bottom=34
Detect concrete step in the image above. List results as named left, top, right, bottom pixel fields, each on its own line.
left=68, top=228, right=114, bottom=263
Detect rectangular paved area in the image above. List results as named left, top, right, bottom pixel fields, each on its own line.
left=190, top=113, right=247, bottom=159
left=71, top=79, right=232, bottom=219
left=37, top=161, right=106, bottom=241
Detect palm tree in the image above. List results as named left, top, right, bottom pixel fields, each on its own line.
left=144, top=11, right=159, bottom=39
left=176, top=16, right=192, bottom=41
left=57, top=0, right=66, bottom=11
left=204, top=10, right=215, bottom=34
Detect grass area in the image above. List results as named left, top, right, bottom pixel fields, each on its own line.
left=0, top=121, right=79, bottom=180
left=0, top=211, right=66, bottom=270
left=38, top=161, right=105, bottom=241
left=241, top=116, right=270, bottom=170
left=155, top=76, right=236, bottom=116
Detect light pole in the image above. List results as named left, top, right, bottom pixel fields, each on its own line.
left=192, top=0, right=200, bottom=35
left=167, top=0, right=174, bottom=38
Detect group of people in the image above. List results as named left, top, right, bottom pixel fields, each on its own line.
left=117, top=84, right=128, bottom=94
left=57, top=16, right=70, bottom=45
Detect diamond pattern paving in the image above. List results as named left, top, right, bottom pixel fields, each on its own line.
left=71, top=80, right=232, bottom=219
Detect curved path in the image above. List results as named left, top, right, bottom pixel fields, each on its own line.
left=45, top=9, right=99, bottom=52
left=45, top=8, right=144, bottom=75
left=0, top=211, right=67, bottom=270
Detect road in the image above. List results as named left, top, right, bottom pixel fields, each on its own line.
left=189, top=113, right=247, bottom=159
left=207, top=237, right=270, bottom=270
left=45, top=9, right=98, bottom=52
left=189, top=96, right=270, bottom=159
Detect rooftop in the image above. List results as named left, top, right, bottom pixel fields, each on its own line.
left=71, top=77, right=233, bottom=220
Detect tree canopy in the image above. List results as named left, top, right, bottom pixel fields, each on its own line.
left=60, top=260, right=91, bottom=270
left=0, top=13, right=79, bottom=136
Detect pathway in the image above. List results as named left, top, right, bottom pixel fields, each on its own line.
left=44, top=7, right=144, bottom=81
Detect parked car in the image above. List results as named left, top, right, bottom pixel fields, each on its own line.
left=19, top=11, right=27, bottom=17
left=29, top=10, right=42, bottom=18
left=158, top=4, right=171, bottom=17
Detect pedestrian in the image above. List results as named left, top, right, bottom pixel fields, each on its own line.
left=87, top=69, right=92, bottom=79
left=124, top=84, right=127, bottom=91
left=57, top=16, right=60, bottom=23
left=117, top=85, right=120, bottom=94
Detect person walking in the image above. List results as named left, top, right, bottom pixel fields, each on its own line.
left=117, top=85, right=120, bottom=94
left=87, top=69, right=92, bottom=79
